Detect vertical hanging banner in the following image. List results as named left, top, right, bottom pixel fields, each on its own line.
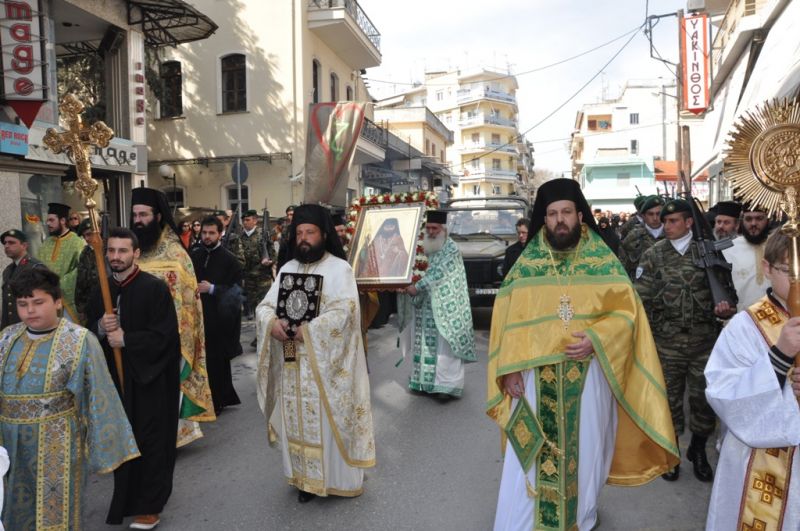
left=680, top=13, right=710, bottom=115
left=0, top=0, right=47, bottom=127
left=304, top=102, right=366, bottom=206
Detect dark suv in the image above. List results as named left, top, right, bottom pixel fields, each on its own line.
left=444, top=196, right=530, bottom=307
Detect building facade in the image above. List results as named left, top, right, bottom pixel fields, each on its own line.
left=377, top=69, right=529, bottom=199
left=1, top=0, right=215, bottom=265
left=147, top=0, right=383, bottom=215
left=690, top=0, right=799, bottom=203
left=570, top=79, right=706, bottom=212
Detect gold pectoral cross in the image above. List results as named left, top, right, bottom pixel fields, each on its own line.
left=557, top=294, right=574, bottom=330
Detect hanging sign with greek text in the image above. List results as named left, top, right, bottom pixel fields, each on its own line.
left=681, top=14, right=710, bottom=115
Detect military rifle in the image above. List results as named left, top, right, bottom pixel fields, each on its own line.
left=678, top=169, right=738, bottom=308
left=260, top=206, right=272, bottom=261
left=221, top=205, right=241, bottom=249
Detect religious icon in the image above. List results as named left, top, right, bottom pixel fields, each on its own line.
left=349, top=203, right=425, bottom=289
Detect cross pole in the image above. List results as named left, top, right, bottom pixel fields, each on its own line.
left=42, top=94, right=124, bottom=393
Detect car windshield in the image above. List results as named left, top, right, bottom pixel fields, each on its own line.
left=446, top=208, right=525, bottom=236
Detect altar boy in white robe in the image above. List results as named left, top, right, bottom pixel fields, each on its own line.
left=256, top=204, right=375, bottom=503
left=705, top=229, right=800, bottom=531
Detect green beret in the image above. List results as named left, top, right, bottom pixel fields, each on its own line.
left=660, top=199, right=692, bottom=220
left=633, top=195, right=647, bottom=211
left=243, top=209, right=258, bottom=218
left=1, top=229, right=27, bottom=244
left=639, top=195, right=665, bottom=214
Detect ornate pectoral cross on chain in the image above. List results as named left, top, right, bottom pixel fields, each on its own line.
left=42, top=94, right=114, bottom=204
left=557, top=294, right=575, bottom=330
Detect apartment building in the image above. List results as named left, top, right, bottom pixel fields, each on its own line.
left=147, top=0, right=383, bottom=213
left=377, top=69, right=528, bottom=199
left=1, top=0, right=216, bottom=264
left=689, top=0, right=799, bottom=202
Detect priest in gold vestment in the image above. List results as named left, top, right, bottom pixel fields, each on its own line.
left=488, top=179, right=679, bottom=531
left=131, top=188, right=215, bottom=447
left=256, top=205, right=375, bottom=503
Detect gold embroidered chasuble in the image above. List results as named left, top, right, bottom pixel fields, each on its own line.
left=38, top=231, right=84, bottom=322
left=740, top=297, right=797, bottom=530
left=0, top=320, right=139, bottom=530
left=487, top=227, right=680, bottom=529
left=256, top=253, right=375, bottom=496
left=138, top=228, right=215, bottom=447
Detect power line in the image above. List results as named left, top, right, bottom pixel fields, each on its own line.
left=365, top=24, right=644, bottom=89
left=530, top=120, right=676, bottom=145
left=451, top=21, right=646, bottom=171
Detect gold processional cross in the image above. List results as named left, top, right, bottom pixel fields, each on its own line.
left=41, top=95, right=124, bottom=391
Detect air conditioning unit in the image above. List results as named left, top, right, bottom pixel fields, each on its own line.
left=687, top=0, right=705, bottom=12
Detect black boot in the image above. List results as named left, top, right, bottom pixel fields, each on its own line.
left=661, top=464, right=680, bottom=481
left=297, top=490, right=317, bottom=503
left=687, top=434, right=714, bottom=482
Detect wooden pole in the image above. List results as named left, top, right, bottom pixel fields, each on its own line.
left=42, top=95, right=124, bottom=393
left=676, top=9, right=684, bottom=195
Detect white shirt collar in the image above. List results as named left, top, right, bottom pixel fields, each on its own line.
left=244, top=227, right=256, bottom=237
left=645, top=224, right=664, bottom=238
left=670, top=231, right=693, bottom=255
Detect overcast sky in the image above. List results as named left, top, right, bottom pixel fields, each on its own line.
left=360, top=0, right=688, bottom=173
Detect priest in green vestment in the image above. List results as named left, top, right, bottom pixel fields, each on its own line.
left=37, top=202, right=85, bottom=322
left=488, top=179, right=679, bottom=531
left=402, top=210, right=476, bottom=398
left=0, top=267, right=139, bottom=530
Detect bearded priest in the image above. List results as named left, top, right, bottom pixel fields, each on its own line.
left=402, top=210, right=476, bottom=398
left=256, top=204, right=375, bottom=504
left=488, top=179, right=679, bottom=531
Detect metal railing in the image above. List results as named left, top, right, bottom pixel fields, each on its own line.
left=360, top=118, right=388, bottom=147
left=458, top=113, right=518, bottom=128
left=456, top=85, right=516, bottom=104
left=308, top=0, right=381, bottom=50
left=711, top=0, right=761, bottom=70
left=459, top=142, right=518, bottom=154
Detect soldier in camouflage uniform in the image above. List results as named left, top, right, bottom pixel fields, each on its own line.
left=74, top=218, right=95, bottom=325
left=634, top=199, right=736, bottom=483
left=619, top=195, right=665, bottom=278
left=239, top=209, right=275, bottom=320
left=618, top=194, right=647, bottom=241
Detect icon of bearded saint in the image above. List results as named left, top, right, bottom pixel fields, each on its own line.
left=356, top=217, right=410, bottom=278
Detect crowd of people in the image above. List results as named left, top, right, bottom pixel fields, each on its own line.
left=1, top=180, right=799, bottom=530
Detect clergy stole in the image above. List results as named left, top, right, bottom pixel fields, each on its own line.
left=743, top=299, right=797, bottom=530
left=533, top=360, right=589, bottom=531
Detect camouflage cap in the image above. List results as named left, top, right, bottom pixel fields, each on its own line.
left=0, top=229, right=27, bottom=244
left=639, top=195, right=665, bottom=214
left=660, top=199, right=692, bottom=221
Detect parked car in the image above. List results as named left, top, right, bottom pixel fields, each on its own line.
left=443, top=196, right=530, bottom=307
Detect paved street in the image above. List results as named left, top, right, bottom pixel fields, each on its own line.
left=85, top=309, right=715, bottom=530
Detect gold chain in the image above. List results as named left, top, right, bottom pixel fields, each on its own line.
left=545, top=232, right=583, bottom=330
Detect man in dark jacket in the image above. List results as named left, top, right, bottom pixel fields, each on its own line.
left=502, top=218, right=529, bottom=277
left=1, top=229, right=44, bottom=329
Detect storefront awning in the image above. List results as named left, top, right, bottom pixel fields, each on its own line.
left=128, top=0, right=218, bottom=47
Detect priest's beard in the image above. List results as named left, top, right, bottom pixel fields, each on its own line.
left=545, top=222, right=582, bottom=251
left=743, top=224, right=770, bottom=244
left=295, top=240, right=326, bottom=264
left=48, top=226, right=63, bottom=237
left=423, top=231, right=445, bottom=255
left=132, top=219, right=162, bottom=253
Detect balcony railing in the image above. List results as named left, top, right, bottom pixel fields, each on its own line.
left=308, top=0, right=381, bottom=50
left=458, top=113, right=518, bottom=128
left=360, top=118, right=388, bottom=147
left=459, top=142, right=518, bottom=154
left=462, top=167, right=519, bottom=181
left=711, top=0, right=762, bottom=71
left=457, top=85, right=516, bottom=105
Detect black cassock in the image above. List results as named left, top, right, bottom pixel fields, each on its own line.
left=87, top=268, right=180, bottom=524
left=191, top=243, right=243, bottom=412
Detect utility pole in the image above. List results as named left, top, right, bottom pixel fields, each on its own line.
left=675, top=9, right=685, bottom=195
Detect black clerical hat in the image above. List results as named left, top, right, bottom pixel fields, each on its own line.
left=715, top=201, right=742, bottom=219
left=331, top=213, right=346, bottom=226
left=426, top=210, right=447, bottom=224
left=47, top=203, right=71, bottom=219
left=529, top=178, right=598, bottom=237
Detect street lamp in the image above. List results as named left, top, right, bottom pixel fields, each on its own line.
left=158, top=164, right=177, bottom=215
